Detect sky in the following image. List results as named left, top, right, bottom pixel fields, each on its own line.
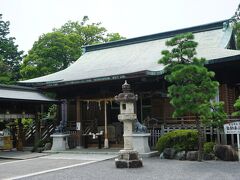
left=1, top=0, right=239, bottom=53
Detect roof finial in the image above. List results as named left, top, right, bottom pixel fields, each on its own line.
left=223, top=21, right=229, bottom=31
left=122, top=80, right=131, bottom=93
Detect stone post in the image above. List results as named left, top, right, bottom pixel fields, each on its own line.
left=114, top=81, right=143, bottom=168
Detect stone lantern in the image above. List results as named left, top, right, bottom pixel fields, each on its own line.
left=114, top=81, right=143, bottom=168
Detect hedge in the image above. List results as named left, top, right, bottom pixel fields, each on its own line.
left=156, top=129, right=198, bottom=153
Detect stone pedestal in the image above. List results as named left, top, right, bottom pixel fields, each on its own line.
left=115, top=150, right=143, bottom=168
left=132, top=133, right=151, bottom=154
left=50, top=134, right=69, bottom=151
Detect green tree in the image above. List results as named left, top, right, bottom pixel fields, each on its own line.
left=0, top=57, right=12, bottom=83
left=159, top=33, right=219, bottom=161
left=232, top=97, right=240, bottom=116
left=201, top=102, right=227, bottom=129
left=106, top=33, right=126, bottom=42
left=234, top=22, right=240, bottom=49
left=20, top=32, right=82, bottom=79
left=21, top=16, right=125, bottom=79
left=54, top=16, right=125, bottom=44
left=0, top=14, right=23, bottom=83
left=201, top=101, right=227, bottom=142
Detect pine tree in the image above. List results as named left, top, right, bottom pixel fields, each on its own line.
left=159, top=33, right=219, bottom=161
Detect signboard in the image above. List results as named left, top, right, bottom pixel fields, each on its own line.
left=224, top=121, right=240, bottom=134
left=224, top=121, right=240, bottom=161
left=76, top=122, right=81, bottom=130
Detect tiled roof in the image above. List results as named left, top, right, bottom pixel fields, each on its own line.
left=0, top=84, right=57, bottom=102
left=20, top=20, right=240, bottom=86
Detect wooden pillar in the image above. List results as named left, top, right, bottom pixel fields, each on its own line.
left=104, top=100, right=109, bottom=148
left=231, top=134, right=234, bottom=146
left=216, top=128, right=220, bottom=144
left=16, top=118, right=23, bottom=151
left=61, top=99, right=68, bottom=127
left=34, top=112, right=40, bottom=150
left=163, top=98, right=167, bottom=123
left=140, top=94, right=143, bottom=122
left=40, top=104, right=44, bottom=139
left=76, top=97, right=82, bottom=147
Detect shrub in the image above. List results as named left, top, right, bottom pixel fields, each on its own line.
left=156, top=130, right=198, bottom=153
left=203, top=142, right=215, bottom=154
left=22, top=118, right=33, bottom=129
left=31, top=138, right=52, bottom=152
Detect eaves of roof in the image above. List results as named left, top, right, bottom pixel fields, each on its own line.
left=0, top=97, right=59, bottom=104
left=0, top=84, right=59, bottom=103
left=0, top=84, right=37, bottom=91
left=33, top=71, right=147, bottom=88
left=205, top=54, right=240, bottom=65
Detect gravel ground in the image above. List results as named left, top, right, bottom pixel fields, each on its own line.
left=20, top=158, right=240, bottom=180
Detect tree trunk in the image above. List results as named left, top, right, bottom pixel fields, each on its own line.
left=195, top=115, right=203, bottom=161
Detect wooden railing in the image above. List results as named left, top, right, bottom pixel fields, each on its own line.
left=24, top=121, right=55, bottom=146
left=25, top=124, right=36, bottom=142
left=41, top=124, right=55, bottom=141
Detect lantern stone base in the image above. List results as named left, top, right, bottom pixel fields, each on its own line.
left=132, top=133, right=151, bottom=154
left=50, top=134, right=69, bottom=151
left=115, top=150, right=143, bottom=168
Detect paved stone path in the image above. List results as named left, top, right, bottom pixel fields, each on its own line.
left=1, top=152, right=240, bottom=180
left=0, top=151, right=48, bottom=160
left=0, top=153, right=116, bottom=180
left=20, top=158, right=240, bottom=180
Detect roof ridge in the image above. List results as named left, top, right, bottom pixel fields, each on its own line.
left=84, top=19, right=229, bottom=52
